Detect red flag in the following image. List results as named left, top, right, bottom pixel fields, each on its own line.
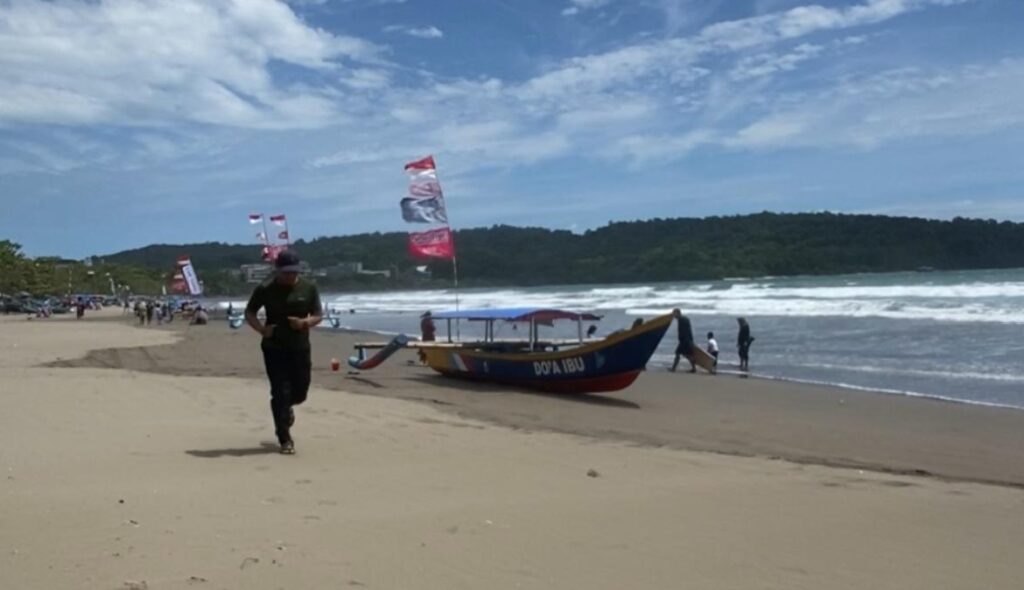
left=269, top=214, right=287, bottom=225
left=404, top=155, right=436, bottom=172
left=248, top=214, right=263, bottom=224
left=408, top=227, right=455, bottom=260
left=261, top=244, right=286, bottom=262
left=278, top=230, right=289, bottom=241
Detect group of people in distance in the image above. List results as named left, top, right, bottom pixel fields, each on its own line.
left=670, top=309, right=754, bottom=374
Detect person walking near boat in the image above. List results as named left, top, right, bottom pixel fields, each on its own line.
left=245, top=251, right=323, bottom=455
left=420, top=311, right=436, bottom=341
left=737, top=317, right=754, bottom=372
left=670, top=309, right=696, bottom=373
left=419, top=311, right=436, bottom=363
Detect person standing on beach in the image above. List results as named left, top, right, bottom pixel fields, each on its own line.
left=670, top=309, right=697, bottom=373
left=706, top=331, right=719, bottom=367
left=420, top=311, right=436, bottom=342
left=419, top=311, right=436, bottom=364
left=737, top=317, right=754, bottom=372
left=245, top=251, right=323, bottom=455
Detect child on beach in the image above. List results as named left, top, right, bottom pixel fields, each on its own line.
left=706, top=332, right=719, bottom=367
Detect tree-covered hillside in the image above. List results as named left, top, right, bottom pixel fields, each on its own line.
left=97, top=213, right=1024, bottom=292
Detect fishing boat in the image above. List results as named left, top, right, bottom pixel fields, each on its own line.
left=350, top=308, right=673, bottom=393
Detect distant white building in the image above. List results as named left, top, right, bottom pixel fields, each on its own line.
left=240, top=261, right=312, bottom=283
left=240, top=264, right=273, bottom=283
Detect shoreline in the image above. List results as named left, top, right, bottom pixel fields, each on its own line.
left=54, top=315, right=1024, bottom=488
left=308, top=323, right=1024, bottom=413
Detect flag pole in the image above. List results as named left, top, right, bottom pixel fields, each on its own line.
left=432, top=159, right=459, bottom=338
left=452, top=253, right=460, bottom=340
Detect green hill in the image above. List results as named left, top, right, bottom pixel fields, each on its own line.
left=96, top=212, right=1024, bottom=294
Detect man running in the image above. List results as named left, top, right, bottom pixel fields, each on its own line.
left=245, top=251, right=323, bottom=454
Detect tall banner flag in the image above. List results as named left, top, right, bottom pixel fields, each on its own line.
left=179, top=256, right=203, bottom=296
left=401, top=155, right=460, bottom=317
left=170, top=256, right=202, bottom=296
left=401, top=155, right=454, bottom=260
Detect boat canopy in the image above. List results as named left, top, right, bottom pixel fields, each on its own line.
left=430, top=307, right=601, bottom=325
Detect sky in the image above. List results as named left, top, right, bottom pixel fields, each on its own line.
left=0, top=0, right=1022, bottom=257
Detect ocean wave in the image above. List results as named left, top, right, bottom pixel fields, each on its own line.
left=303, top=273, right=1024, bottom=323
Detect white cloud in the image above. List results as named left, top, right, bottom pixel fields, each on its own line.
left=563, top=0, right=613, bottom=14
left=0, top=0, right=996, bottom=180
left=0, top=0, right=381, bottom=129
left=729, top=43, right=823, bottom=80
left=383, top=25, right=444, bottom=39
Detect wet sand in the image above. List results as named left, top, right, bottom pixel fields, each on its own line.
left=59, top=316, right=1024, bottom=487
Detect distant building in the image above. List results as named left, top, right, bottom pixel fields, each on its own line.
left=240, top=261, right=312, bottom=283
left=320, top=262, right=363, bottom=276
left=240, top=263, right=273, bottom=283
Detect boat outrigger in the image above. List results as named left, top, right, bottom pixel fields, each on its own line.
left=349, top=308, right=673, bottom=393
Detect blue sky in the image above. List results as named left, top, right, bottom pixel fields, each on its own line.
left=1, top=0, right=1022, bottom=257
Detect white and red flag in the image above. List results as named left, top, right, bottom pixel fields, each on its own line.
left=408, top=227, right=455, bottom=260
left=404, top=155, right=436, bottom=173
left=248, top=214, right=263, bottom=224
left=269, top=214, right=287, bottom=226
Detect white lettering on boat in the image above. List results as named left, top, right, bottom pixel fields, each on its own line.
left=533, top=357, right=586, bottom=376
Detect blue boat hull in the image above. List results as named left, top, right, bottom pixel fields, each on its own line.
left=422, top=314, right=673, bottom=393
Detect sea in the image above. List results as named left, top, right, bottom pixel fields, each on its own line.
left=221, top=268, right=1024, bottom=410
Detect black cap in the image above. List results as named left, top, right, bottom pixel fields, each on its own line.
left=274, top=250, right=302, bottom=273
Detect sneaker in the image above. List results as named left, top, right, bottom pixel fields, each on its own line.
left=280, top=440, right=295, bottom=455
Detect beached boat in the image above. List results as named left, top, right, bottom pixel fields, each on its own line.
left=351, top=308, right=673, bottom=393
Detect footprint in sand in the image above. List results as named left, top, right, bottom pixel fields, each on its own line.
left=295, top=479, right=313, bottom=485
left=254, top=465, right=271, bottom=472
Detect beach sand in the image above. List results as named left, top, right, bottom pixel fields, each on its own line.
left=63, top=318, right=1024, bottom=487
left=2, top=313, right=1023, bottom=589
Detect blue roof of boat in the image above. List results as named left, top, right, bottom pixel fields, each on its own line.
left=430, top=307, right=601, bottom=322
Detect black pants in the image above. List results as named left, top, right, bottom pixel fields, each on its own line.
left=261, top=346, right=312, bottom=443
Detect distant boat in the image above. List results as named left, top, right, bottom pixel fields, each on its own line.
left=350, top=308, right=673, bottom=394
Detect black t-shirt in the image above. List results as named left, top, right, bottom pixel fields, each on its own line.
left=676, top=315, right=694, bottom=347
left=738, top=325, right=751, bottom=348
left=246, top=279, right=323, bottom=350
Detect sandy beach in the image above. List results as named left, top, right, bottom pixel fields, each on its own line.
left=3, top=312, right=1023, bottom=589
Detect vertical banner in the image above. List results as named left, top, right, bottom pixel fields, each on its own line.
left=401, top=155, right=455, bottom=259
left=179, top=257, right=203, bottom=296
